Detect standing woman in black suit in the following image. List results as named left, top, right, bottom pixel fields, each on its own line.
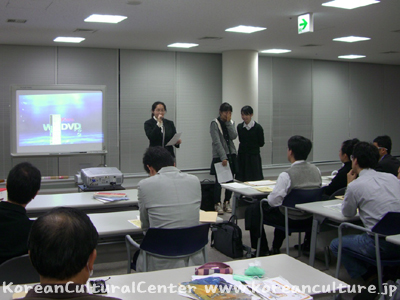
left=144, top=101, right=181, bottom=158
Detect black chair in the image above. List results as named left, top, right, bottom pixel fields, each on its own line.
left=0, top=254, right=40, bottom=284
left=257, top=188, right=324, bottom=257
left=125, top=223, right=210, bottom=273
left=329, top=187, right=347, bottom=200
left=335, top=212, right=400, bottom=294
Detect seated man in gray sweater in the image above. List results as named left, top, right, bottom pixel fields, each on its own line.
left=246, top=135, right=321, bottom=255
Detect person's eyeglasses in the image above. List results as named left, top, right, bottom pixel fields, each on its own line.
left=350, top=155, right=354, bottom=161
left=378, top=147, right=387, bottom=151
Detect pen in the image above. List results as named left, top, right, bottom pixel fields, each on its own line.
left=42, top=176, right=70, bottom=180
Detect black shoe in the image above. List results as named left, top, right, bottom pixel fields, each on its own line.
left=294, top=243, right=310, bottom=251
left=251, top=250, right=270, bottom=257
left=270, top=248, right=281, bottom=255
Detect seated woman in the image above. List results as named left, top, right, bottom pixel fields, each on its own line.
left=322, top=138, right=359, bottom=199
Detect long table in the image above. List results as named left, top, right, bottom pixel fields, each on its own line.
left=26, top=189, right=139, bottom=217
left=296, top=199, right=360, bottom=267
left=0, top=254, right=349, bottom=300
left=89, top=210, right=223, bottom=239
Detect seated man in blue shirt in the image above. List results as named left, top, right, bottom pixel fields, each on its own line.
left=246, top=135, right=321, bottom=255
left=373, top=135, right=400, bottom=177
left=330, top=141, right=400, bottom=280
left=0, top=162, right=41, bottom=265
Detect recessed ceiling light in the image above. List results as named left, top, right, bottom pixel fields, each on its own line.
left=225, top=25, right=266, bottom=34
left=333, top=36, right=370, bottom=42
left=322, top=0, right=379, bottom=9
left=261, top=49, right=292, bottom=54
left=84, top=14, right=127, bottom=24
left=53, top=37, right=85, bottom=43
left=338, top=54, right=366, bottom=59
left=168, top=43, right=199, bottom=49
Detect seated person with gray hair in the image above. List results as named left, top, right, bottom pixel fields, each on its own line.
left=24, top=207, right=120, bottom=299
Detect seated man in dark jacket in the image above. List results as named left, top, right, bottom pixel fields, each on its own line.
left=373, top=135, right=400, bottom=177
left=0, top=162, right=41, bottom=265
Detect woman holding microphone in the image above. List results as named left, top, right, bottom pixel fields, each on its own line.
left=144, top=101, right=181, bottom=158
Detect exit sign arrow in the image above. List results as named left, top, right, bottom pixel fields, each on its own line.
left=300, top=19, right=308, bottom=30
left=298, top=13, right=313, bottom=34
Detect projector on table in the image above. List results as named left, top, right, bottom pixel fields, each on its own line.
left=80, top=167, right=124, bottom=191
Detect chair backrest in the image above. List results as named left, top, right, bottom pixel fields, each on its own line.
left=0, top=254, right=40, bottom=284
left=140, top=223, right=210, bottom=257
left=282, top=188, right=324, bottom=208
left=329, top=187, right=347, bottom=200
left=372, top=212, right=400, bottom=236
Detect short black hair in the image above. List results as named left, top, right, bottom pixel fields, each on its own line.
left=341, top=138, right=360, bottom=159
left=373, top=135, right=392, bottom=154
left=219, top=102, right=232, bottom=113
left=28, top=207, right=98, bottom=281
left=352, top=141, right=379, bottom=169
left=143, top=146, right=174, bottom=173
left=241, top=105, right=253, bottom=115
left=288, top=135, right=312, bottom=161
left=7, top=162, right=41, bottom=205
left=151, top=101, right=167, bottom=117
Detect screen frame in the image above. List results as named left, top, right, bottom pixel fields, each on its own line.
left=10, top=84, right=107, bottom=157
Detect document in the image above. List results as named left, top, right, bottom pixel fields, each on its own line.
left=221, top=182, right=249, bottom=189
left=323, top=203, right=342, bottom=212
left=254, top=186, right=274, bottom=193
left=245, top=180, right=276, bottom=186
left=199, top=210, right=218, bottom=222
left=166, top=132, right=182, bottom=146
left=214, top=161, right=233, bottom=183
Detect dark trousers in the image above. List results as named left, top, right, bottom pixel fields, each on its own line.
left=213, top=175, right=233, bottom=205
left=246, top=203, right=312, bottom=252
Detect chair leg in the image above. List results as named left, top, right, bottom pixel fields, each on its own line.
left=285, top=207, right=290, bottom=255
left=297, top=233, right=302, bottom=257
left=375, top=236, right=383, bottom=294
left=335, top=227, right=343, bottom=279
left=125, top=236, right=132, bottom=274
left=324, top=246, right=331, bottom=270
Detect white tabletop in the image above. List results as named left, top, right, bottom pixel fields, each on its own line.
left=386, top=234, right=400, bottom=246
left=296, top=199, right=359, bottom=223
left=0, top=254, right=349, bottom=300
left=89, top=210, right=223, bottom=238
left=221, top=182, right=272, bottom=198
left=89, top=210, right=142, bottom=238
left=26, top=189, right=139, bottom=216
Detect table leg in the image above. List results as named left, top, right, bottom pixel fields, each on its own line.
left=309, top=217, right=320, bottom=267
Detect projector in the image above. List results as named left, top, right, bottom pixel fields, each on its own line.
left=81, top=167, right=124, bottom=188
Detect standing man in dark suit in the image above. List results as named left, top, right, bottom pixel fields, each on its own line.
left=0, top=162, right=41, bottom=265
left=373, top=135, right=400, bottom=177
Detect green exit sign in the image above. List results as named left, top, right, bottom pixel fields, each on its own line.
left=298, top=13, right=314, bottom=34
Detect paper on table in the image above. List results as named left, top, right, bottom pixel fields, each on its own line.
left=199, top=210, right=218, bottom=223
left=254, top=186, right=274, bottom=193
left=128, top=219, right=141, bottom=228
left=214, top=161, right=233, bottom=183
left=245, top=180, right=276, bottom=186
left=166, top=132, right=182, bottom=146
left=252, top=276, right=313, bottom=300
left=222, top=182, right=249, bottom=189
left=323, top=203, right=342, bottom=212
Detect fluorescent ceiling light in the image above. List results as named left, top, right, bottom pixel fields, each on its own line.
left=322, top=0, right=379, bottom=9
left=168, top=43, right=198, bottom=48
left=53, top=37, right=85, bottom=43
left=338, top=54, right=366, bottom=59
left=261, top=49, right=291, bottom=54
left=333, top=36, right=370, bottom=43
left=84, top=14, right=127, bottom=23
left=225, top=25, right=266, bottom=34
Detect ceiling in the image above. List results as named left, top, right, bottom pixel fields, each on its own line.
left=1, top=0, right=400, bottom=65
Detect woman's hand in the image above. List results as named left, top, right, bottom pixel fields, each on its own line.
left=222, top=159, right=228, bottom=166
left=175, top=139, right=182, bottom=145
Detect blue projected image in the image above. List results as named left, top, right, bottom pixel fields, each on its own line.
left=18, top=92, right=103, bottom=147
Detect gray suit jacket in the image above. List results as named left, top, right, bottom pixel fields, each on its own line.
left=137, top=166, right=203, bottom=271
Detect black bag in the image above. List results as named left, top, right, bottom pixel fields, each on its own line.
left=211, top=215, right=244, bottom=258
left=200, top=179, right=215, bottom=211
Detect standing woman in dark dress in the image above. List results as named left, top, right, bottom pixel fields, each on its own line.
left=144, top=101, right=181, bottom=158
left=236, top=106, right=265, bottom=182
left=322, top=138, right=359, bottom=198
